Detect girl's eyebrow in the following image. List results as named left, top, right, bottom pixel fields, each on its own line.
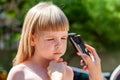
left=44, top=35, right=53, bottom=37
left=63, top=35, right=68, bottom=37
left=45, top=35, right=68, bottom=37
left=62, top=35, right=68, bottom=38
left=44, top=35, right=68, bottom=39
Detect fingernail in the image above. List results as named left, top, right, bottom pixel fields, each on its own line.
left=77, top=52, right=81, bottom=56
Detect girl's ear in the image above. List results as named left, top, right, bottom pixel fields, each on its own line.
left=30, top=34, right=36, bottom=46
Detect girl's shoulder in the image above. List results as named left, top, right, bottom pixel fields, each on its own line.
left=7, top=64, right=26, bottom=80
left=9, top=64, right=26, bottom=73
left=7, top=63, right=43, bottom=80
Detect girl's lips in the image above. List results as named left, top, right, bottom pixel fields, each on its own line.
left=54, top=52, right=62, bottom=54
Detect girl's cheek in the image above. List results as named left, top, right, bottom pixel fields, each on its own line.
left=46, top=42, right=54, bottom=48
left=63, top=41, right=67, bottom=46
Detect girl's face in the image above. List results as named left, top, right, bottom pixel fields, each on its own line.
left=33, top=31, right=68, bottom=60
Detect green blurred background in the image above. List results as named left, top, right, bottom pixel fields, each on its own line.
left=0, top=0, right=120, bottom=79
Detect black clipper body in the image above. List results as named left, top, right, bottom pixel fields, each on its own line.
left=68, top=33, right=90, bottom=56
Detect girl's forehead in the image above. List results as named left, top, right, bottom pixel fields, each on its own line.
left=39, top=31, right=68, bottom=37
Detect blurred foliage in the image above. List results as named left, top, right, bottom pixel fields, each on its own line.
left=0, top=0, right=120, bottom=77
left=62, top=0, right=120, bottom=51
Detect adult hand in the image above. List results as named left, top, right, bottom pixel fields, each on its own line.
left=78, top=44, right=103, bottom=80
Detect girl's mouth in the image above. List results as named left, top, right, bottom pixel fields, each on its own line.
left=54, top=52, right=62, bottom=54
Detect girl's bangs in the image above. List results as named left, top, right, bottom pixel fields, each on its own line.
left=36, top=16, right=69, bottom=33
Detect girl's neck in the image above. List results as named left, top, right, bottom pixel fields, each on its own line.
left=29, top=55, right=50, bottom=69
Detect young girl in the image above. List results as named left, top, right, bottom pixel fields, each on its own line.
left=7, top=2, right=103, bottom=80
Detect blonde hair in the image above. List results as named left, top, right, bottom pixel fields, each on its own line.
left=14, top=2, right=69, bottom=65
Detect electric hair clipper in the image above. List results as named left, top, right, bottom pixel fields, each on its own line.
left=68, top=33, right=95, bottom=62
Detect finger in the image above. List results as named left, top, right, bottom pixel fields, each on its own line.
left=80, top=60, right=85, bottom=66
left=63, top=61, right=67, bottom=66
left=85, top=44, right=95, bottom=55
left=83, top=65, right=88, bottom=71
left=85, top=44, right=100, bottom=63
left=76, top=52, right=82, bottom=56
left=56, top=58, right=63, bottom=62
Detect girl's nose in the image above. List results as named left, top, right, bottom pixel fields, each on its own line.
left=55, top=40, right=62, bottom=48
